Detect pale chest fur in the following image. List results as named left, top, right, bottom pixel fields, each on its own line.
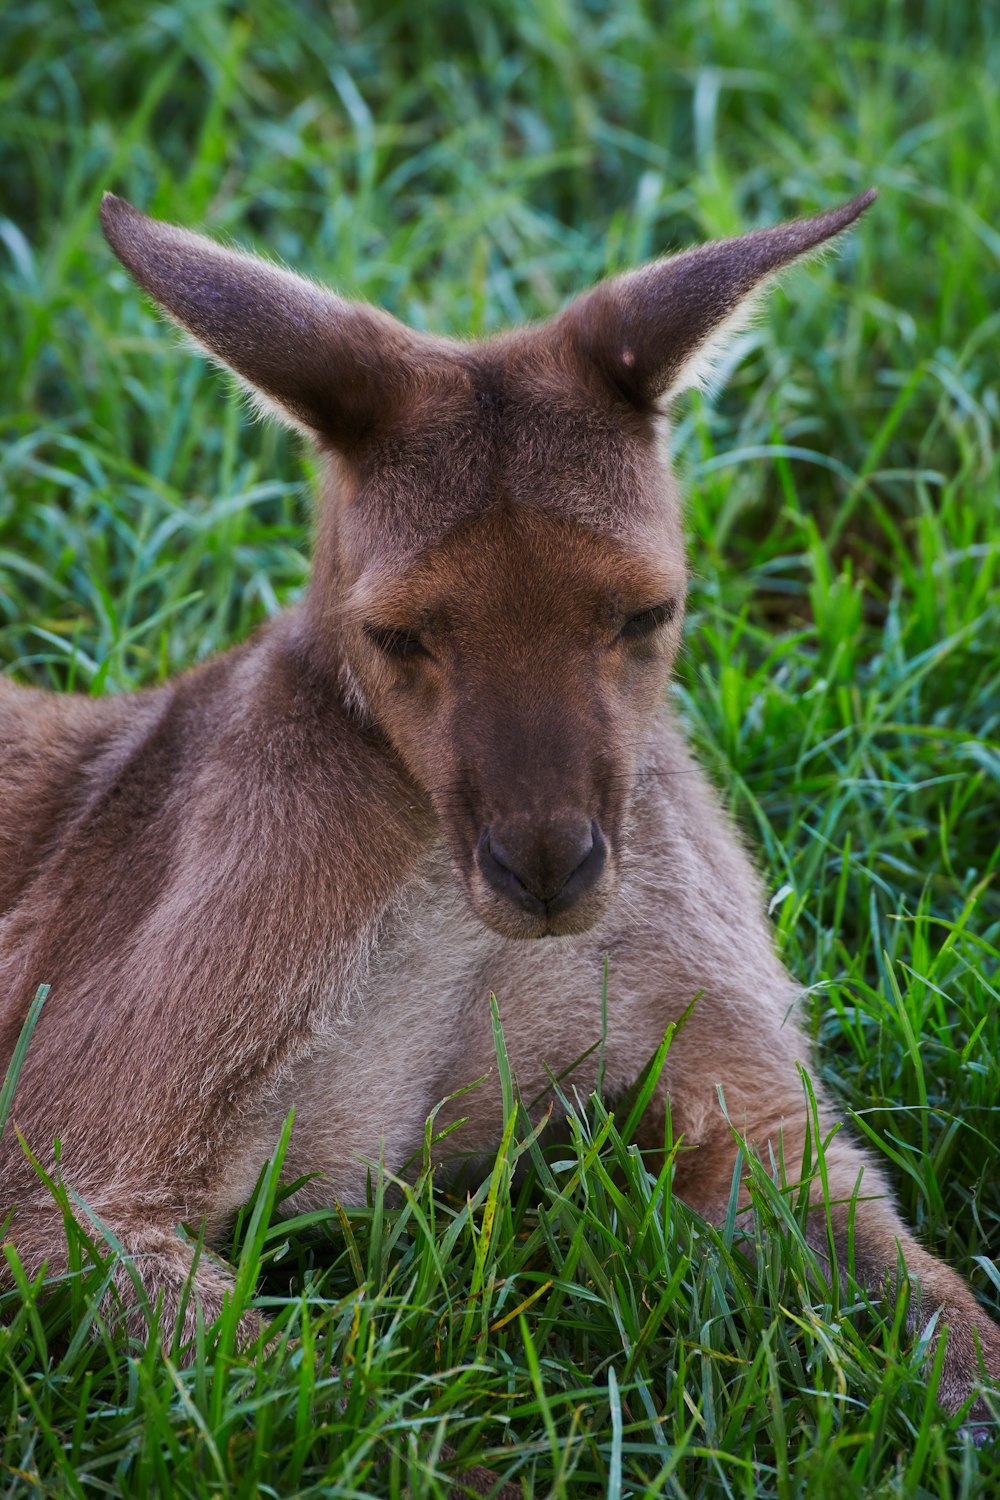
left=225, top=850, right=614, bottom=1212
left=218, top=749, right=800, bottom=1222
left=228, top=856, right=502, bottom=1207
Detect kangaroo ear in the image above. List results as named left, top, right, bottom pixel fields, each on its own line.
left=100, top=195, right=423, bottom=446
left=565, top=190, right=877, bottom=407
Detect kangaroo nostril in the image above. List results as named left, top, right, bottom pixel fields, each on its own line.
left=476, top=821, right=608, bottom=918
left=476, top=828, right=546, bottom=915
left=548, top=821, right=607, bottom=915
left=484, top=831, right=517, bottom=878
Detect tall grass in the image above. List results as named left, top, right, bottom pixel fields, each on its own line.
left=1, top=0, right=998, bottom=1493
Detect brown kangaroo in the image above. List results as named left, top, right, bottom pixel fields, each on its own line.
left=1, top=190, right=997, bottom=1432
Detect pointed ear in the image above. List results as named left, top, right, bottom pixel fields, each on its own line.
left=100, top=194, right=423, bottom=446
left=563, top=190, right=877, bottom=408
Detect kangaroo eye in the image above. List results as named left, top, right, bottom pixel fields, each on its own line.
left=618, top=600, right=677, bottom=642
left=363, top=623, right=428, bottom=662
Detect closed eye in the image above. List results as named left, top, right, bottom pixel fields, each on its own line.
left=363, top=622, right=429, bottom=662
left=618, top=600, right=677, bottom=642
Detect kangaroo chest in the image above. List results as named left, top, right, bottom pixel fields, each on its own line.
left=230, top=855, right=614, bottom=1212
left=232, top=861, right=506, bottom=1205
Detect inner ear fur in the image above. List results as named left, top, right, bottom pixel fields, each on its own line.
left=562, top=189, right=876, bottom=408
left=100, top=194, right=439, bottom=447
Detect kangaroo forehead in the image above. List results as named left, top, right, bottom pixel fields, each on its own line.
left=348, top=349, right=673, bottom=548
left=346, top=502, right=685, bottom=624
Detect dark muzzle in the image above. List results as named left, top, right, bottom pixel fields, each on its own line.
left=476, top=819, right=608, bottom=918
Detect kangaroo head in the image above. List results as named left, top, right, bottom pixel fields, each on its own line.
left=101, top=189, right=874, bottom=939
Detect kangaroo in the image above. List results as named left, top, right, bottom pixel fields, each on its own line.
left=1, top=190, right=997, bottom=1432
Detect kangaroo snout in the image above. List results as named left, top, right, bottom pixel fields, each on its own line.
left=476, top=817, right=608, bottom=921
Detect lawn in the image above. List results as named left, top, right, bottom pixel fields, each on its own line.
left=1, top=0, right=998, bottom=1494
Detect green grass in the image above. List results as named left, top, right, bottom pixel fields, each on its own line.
left=1, top=0, right=999, bottom=1494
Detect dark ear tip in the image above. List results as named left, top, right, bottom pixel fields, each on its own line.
left=832, top=187, right=877, bottom=229
left=799, top=187, right=877, bottom=248
left=99, top=192, right=141, bottom=248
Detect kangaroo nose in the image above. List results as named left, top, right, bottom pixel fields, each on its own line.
left=476, top=820, right=608, bottom=916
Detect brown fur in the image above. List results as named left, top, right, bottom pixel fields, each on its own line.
left=1, top=190, right=997, bottom=1446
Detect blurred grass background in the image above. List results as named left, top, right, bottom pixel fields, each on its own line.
left=1, top=1, right=999, bottom=1494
